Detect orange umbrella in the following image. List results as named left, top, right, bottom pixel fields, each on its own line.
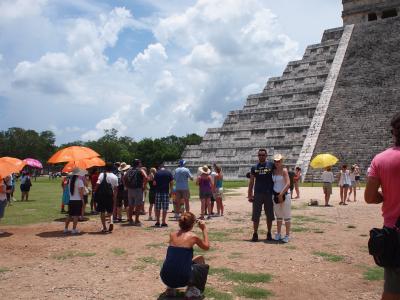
left=48, top=146, right=100, bottom=164
left=0, top=157, right=26, bottom=178
left=62, top=157, right=105, bottom=173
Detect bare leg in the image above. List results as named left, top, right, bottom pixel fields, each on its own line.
left=285, top=220, right=291, bottom=236
left=347, top=187, right=352, bottom=201
left=127, top=205, right=133, bottom=222
left=26, top=192, right=29, bottom=201
left=343, top=187, right=349, bottom=204
left=200, top=199, right=205, bottom=218
left=353, top=187, right=357, bottom=201
left=65, top=216, right=71, bottom=231
left=100, top=212, right=107, bottom=230
left=253, top=220, right=259, bottom=233
left=184, top=198, right=190, bottom=212
left=134, top=205, right=140, bottom=223
left=72, top=216, right=78, bottom=230
left=339, top=186, right=344, bottom=203
left=155, top=209, right=161, bottom=224
left=148, top=203, right=154, bottom=218
left=193, top=255, right=205, bottom=264
left=162, top=210, right=167, bottom=224
left=277, top=219, right=282, bottom=235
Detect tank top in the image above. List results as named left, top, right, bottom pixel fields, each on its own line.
left=272, top=174, right=286, bottom=193
left=199, top=176, right=212, bottom=193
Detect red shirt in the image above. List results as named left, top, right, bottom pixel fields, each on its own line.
left=369, top=147, right=400, bottom=227
left=91, top=173, right=99, bottom=188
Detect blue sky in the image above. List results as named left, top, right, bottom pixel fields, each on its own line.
left=0, top=0, right=342, bottom=144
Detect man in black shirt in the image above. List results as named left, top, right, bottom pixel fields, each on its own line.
left=248, top=149, right=275, bottom=242
left=154, top=164, right=174, bottom=227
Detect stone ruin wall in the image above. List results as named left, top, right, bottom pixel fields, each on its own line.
left=305, top=15, right=400, bottom=181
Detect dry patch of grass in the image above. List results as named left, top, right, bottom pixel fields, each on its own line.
left=111, top=248, right=126, bottom=256
left=210, top=267, right=272, bottom=283
left=233, top=286, right=273, bottom=299
left=363, top=267, right=384, bottom=281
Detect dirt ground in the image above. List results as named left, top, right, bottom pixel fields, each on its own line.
left=0, top=187, right=384, bottom=299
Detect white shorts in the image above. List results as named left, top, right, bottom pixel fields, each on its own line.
left=273, top=193, right=291, bottom=221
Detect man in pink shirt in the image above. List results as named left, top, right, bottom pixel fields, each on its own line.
left=365, top=112, right=400, bottom=300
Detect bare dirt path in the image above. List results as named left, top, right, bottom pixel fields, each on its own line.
left=0, top=187, right=383, bottom=299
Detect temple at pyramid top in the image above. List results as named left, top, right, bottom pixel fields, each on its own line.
left=167, top=0, right=400, bottom=180
left=342, top=0, right=400, bottom=24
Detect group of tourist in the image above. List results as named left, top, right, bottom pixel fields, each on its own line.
left=61, top=159, right=225, bottom=234
left=321, top=163, right=361, bottom=206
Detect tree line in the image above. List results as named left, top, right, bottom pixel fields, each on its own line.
left=0, top=128, right=202, bottom=168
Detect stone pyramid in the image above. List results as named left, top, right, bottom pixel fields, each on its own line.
left=175, top=0, right=400, bottom=179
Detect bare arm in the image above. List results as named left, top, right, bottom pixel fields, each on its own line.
left=365, top=176, right=383, bottom=204
left=195, top=221, right=210, bottom=250
left=248, top=174, right=255, bottom=201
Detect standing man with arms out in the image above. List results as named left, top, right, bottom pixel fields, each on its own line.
left=154, top=164, right=174, bottom=227
left=95, top=163, right=118, bottom=233
left=124, top=159, right=148, bottom=226
left=248, top=149, right=275, bottom=242
left=174, top=159, right=193, bottom=217
left=365, top=112, right=400, bottom=300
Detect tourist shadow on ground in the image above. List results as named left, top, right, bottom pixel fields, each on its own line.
left=157, top=291, right=204, bottom=300
left=53, top=217, right=90, bottom=222
left=36, top=231, right=86, bottom=238
left=0, top=232, right=13, bottom=238
left=242, top=238, right=281, bottom=244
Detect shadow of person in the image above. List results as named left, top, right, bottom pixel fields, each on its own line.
left=53, top=217, right=90, bottom=222
left=0, top=232, right=13, bottom=238
left=157, top=290, right=204, bottom=300
left=36, top=231, right=85, bottom=238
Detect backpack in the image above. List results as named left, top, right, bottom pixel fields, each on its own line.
left=124, top=168, right=143, bottom=189
left=95, top=172, right=113, bottom=202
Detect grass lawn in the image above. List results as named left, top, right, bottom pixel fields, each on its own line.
left=1, top=177, right=248, bottom=226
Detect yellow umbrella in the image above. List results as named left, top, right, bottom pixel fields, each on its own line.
left=310, top=154, right=338, bottom=169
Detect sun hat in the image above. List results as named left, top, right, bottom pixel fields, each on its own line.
left=118, top=162, right=131, bottom=172
left=273, top=154, right=284, bottom=161
left=71, top=168, right=88, bottom=176
left=198, top=165, right=210, bottom=175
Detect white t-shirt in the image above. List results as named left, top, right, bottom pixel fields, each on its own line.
left=321, top=171, right=334, bottom=183
left=69, top=177, right=84, bottom=201
left=97, top=172, right=118, bottom=189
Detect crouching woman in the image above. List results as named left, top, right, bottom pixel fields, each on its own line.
left=160, top=212, right=210, bottom=298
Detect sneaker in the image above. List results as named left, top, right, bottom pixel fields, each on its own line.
left=147, top=216, right=153, bottom=221
left=161, top=223, right=168, bottom=227
left=185, top=286, right=201, bottom=299
left=266, top=232, right=272, bottom=241
left=154, top=222, right=161, bottom=227
left=134, top=222, right=142, bottom=227
left=282, top=235, right=290, bottom=243
left=206, top=215, right=212, bottom=220
left=128, top=220, right=135, bottom=226
left=108, top=224, right=114, bottom=232
left=274, top=233, right=282, bottom=241
left=251, top=232, right=258, bottom=242
left=63, top=228, right=70, bottom=234
left=71, top=229, right=80, bottom=234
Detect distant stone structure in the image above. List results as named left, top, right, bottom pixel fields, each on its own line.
left=169, top=0, right=400, bottom=180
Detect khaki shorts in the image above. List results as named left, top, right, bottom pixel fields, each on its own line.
left=323, top=182, right=332, bottom=195
left=175, top=190, right=190, bottom=202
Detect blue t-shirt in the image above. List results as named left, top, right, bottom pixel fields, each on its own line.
left=154, top=169, right=173, bottom=193
left=251, top=161, right=274, bottom=194
left=174, top=167, right=193, bottom=190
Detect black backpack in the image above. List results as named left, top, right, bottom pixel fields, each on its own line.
left=95, top=172, right=113, bottom=202
left=124, top=168, right=143, bottom=189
